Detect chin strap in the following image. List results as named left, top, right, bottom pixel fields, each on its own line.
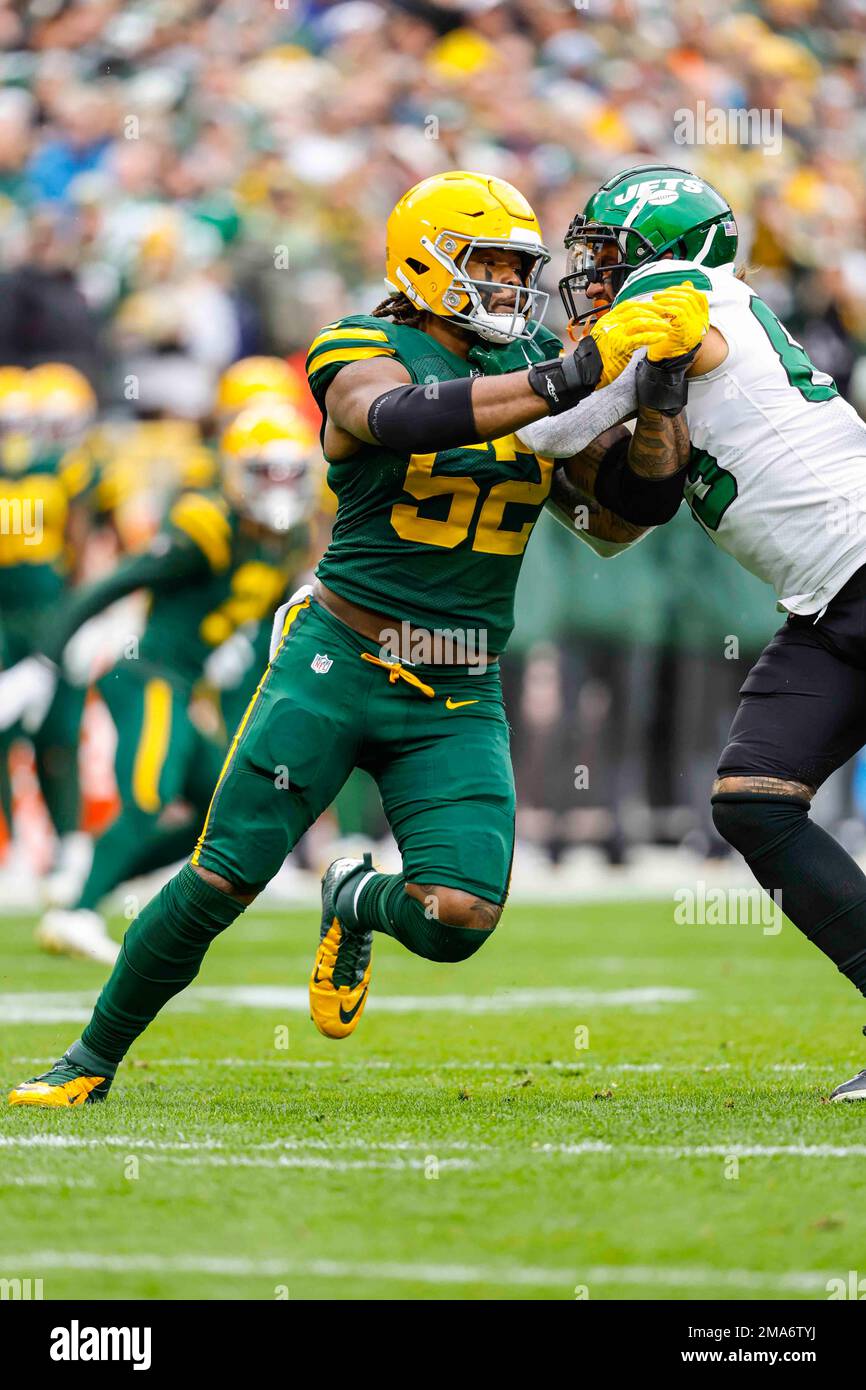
left=470, top=310, right=528, bottom=345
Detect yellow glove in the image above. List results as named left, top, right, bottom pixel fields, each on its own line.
left=647, top=283, right=709, bottom=361
left=589, top=301, right=671, bottom=387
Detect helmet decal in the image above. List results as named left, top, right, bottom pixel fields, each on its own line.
left=559, top=165, right=737, bottom=327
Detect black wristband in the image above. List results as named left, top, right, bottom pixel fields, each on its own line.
left=527, top=337, right=602, bottom=415
left=594, top=433, right=688, bottom=526
left=635, top=346, right=698, bottom=417
left=368, top=378, right=479, bottom=453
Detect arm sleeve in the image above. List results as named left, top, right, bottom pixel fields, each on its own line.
left=517, top=354, right=641, bottom=457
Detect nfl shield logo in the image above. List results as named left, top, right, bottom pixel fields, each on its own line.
left=311, top=653, right=333, bottom=674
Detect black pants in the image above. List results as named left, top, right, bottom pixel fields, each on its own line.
left=718, top=564, right=866, bottom=789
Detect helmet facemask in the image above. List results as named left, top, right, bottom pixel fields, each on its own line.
left=230, top=443, right=315, bottom=537
left=559, top=217, right=658, bottom=329
left=404, top=230, right=550, bottom=344
left=37, top=399, right=94, bottom=450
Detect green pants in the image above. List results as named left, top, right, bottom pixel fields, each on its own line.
left=193, top=596, right=515, bottom=903
left=75, top=662, right=225, bottom=911
left=0, top=609, right=85, bottom=838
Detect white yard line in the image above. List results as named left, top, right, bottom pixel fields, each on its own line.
left=147, top=1154, right=476, bottom=1171
left=0, top=984, right=697, bottom=1026
left=6, top=1057, right=814, bottom=1073
left=191, top=984, right=697, bottom=1013
left=538, top=1141, right=866, bottom=1159
left=3, top=1133, right=866, bottom=1160
left=0, top=1135, right=485, bottom=1153
left=0, top=1175, right=96, bottom=1187
left=0, top=1250, right=837, bottom=1293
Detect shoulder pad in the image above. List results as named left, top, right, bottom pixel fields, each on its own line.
left=613, top=259, right=714, bottom=307
left=167, top=491, right=232, bottom=573
left=305, top=316, right=399, bottom=407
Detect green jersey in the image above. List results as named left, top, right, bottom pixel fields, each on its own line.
left=49, top=490, right=300, bottom=692
left=305, top=314, right=562, bottom=653
left=0, top=442, right=94, bottom=615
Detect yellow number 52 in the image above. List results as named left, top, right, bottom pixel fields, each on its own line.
left=390, top=437, right=552, bottom=557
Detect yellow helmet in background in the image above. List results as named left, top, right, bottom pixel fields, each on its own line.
left=0, top=367, right=32, bottom=430
left=29, top=363, right=97, bottom=444
left=216, top=356, right=304, bottom=421
left=0, top=367, right=33, bottom=472
left=220, top=401, right=318, bottom=534
left=384, top=170, right=550, bottom=344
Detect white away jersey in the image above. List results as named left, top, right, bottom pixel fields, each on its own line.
left=614, top=259, right=866, bottom=613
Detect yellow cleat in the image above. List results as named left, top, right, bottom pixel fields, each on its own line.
left=8, top=1055, right=111, bottom=1107
left=309, top=854, right=375, bottom=1040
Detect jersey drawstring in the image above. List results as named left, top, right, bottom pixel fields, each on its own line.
left=360, top=652, right=435, bottom=698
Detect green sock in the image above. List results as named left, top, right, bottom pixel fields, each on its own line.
left=36, top=740, right=80, bottom=838
left=341, top=871, right=491, bottom=964
left=79, top=863, right=245, bottom=1066
left=75, top=807, right=162, bottom=912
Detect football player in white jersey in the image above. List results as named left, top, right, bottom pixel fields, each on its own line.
left=521, top=164, right=866, bottom=1102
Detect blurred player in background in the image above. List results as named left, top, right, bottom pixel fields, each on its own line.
left=0, top=363, right=99, bottom=901
left=0, top=399, right=318, bottom=964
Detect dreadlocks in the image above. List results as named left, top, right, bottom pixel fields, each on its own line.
left=371, top=292, right=425, bottom=328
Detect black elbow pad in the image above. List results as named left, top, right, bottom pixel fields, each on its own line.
left=368, top=378, right=479, bottom=453
left=594, top=434, right=688, bottom=526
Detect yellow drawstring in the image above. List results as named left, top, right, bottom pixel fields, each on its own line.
left=360, top=652, right=435, bottom=698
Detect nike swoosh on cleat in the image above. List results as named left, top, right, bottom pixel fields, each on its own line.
left=445, top=698, right=479, bottom=710
left=339, top=987, right=368, bottom=1025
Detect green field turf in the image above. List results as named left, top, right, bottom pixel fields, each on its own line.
left=2, top=895, right=866, bottom=1301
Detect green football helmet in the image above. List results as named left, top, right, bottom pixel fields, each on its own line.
left=560, top=165, right=738, bottom=326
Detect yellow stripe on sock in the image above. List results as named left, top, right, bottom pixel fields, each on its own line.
left=191, top=596, right=311, bottom=866
left=131, top=679, right=173, bottom=814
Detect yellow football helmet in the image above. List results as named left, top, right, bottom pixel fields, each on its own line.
left=0, top=367, right=34, bottom=472
left=384, top=170, right=550, bottom=344
left=29, top=363, right=97, bottom=445
left=216, top=356, right=304, bottom=421
left=0, top=367, right=32, bottom=432
left=220, top=401, right=318, bottom=533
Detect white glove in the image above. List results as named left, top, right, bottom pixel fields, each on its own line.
left=517, top=352, right=642, bottom=458
left=269, top=583, right=314, bottom=662
left=203, top=627, right=257, bottom=691
left=0, top=655, right=59, bottom=733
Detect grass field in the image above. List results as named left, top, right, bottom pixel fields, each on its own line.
left=2, top=894, right=866, bottom=1301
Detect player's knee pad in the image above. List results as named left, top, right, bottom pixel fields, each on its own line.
left=711, top=793, right=809, bottom=860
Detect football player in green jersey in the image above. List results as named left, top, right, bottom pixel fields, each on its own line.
left=0, top=364, right=98, bottom=895
left=7, top=169, right=705, bottom=1106
left=0, top=401, right=316, bottom=966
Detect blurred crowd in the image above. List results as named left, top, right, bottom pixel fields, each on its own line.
left=3, top=0, right=866, bottom=399
left=2, top=0, right=866, bottom=866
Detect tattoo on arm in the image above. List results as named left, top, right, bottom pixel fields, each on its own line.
left=628, top=408, right=689, bottom=480
left=551, top=427, right=648, bottom=545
